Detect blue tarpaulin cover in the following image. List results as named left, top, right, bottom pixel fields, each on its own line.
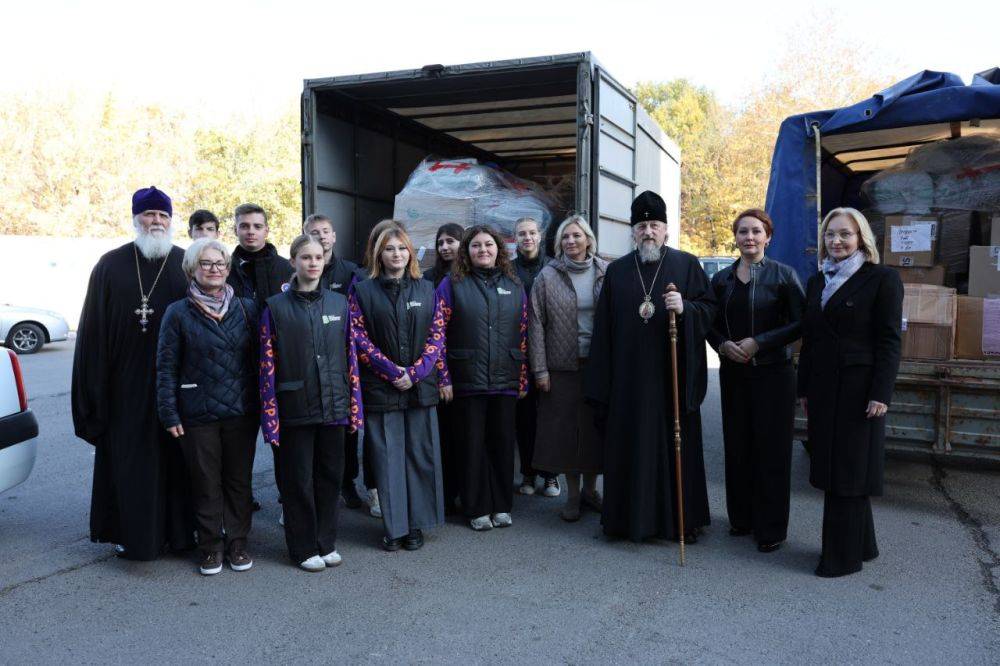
left=764, top=69, right=1000, bottom=283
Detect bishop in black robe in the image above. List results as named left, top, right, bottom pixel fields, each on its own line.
left=584, top=199, right=716, bottom=543
left=72, top=220, right=195, bottom=560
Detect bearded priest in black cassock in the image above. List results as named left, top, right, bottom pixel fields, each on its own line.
left=72, top=186, right=194, bottom=560
left=584, top=191, right=716, bottom=543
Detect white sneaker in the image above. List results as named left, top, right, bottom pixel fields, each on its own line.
left=470, top=515, right=494, bottom=531
left=299, top=555, right=325, bottom=572
left=278, top=509, right=284, bottom=526
left=542, top=477, right=561, bottom=497
left=491, top=512, right=513, bottom=528
left=367, top=488, right=382, bottom=518
left=517, top=476, right=537, bottom=495
left=322, top=550, right=343, bottom=567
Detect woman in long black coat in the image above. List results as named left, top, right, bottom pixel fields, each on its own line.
left=798, top=207, right=902, bottom=578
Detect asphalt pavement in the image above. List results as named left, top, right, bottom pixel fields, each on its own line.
left=1, top=340, right=997, bottom=664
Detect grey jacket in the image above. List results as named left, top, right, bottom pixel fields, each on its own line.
left=528, top=255, right=608, bottom=378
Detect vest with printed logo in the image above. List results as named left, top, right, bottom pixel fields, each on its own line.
left=353, top=276, right=439, bottom=412
left=265, top=288, right=350, bottom=426
left=447, top=270, right=524, bottom=394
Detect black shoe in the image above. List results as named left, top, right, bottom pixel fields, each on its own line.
left=342, top=484, right=363, bottom=509
left=382, top=536, right=403, bottom=552
left=815, top=563, right=861, bottom=578
left=757, top=541, right=782, bottom=553
left=403, top=529, right=424, bottom=551
left=252, top=498, right=262, bottom=512
left=729, top=527, right=752, bottom=537
left=679, top=530, right=698, bottom=544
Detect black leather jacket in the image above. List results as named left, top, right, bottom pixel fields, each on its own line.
left=707, top=256, right=806, bottom=366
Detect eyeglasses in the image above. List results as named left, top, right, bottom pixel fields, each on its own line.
left=823, top=231, right=857, bottom=241
left=198, top=261, right=227, bottom=271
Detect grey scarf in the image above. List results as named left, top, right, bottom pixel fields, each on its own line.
left=821, top=251, right=865, bottom=309
left=564, top=254, right=594, bottom=274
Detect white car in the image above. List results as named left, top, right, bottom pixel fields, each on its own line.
left=0, top=305, right=70, bottom=354
left=0, top=348, right=38, bottom=493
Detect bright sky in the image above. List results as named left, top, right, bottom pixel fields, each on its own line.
left=4, top=0, right=997, bottom=120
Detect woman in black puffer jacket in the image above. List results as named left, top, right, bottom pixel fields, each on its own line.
left=156, top=238, right=259, bottom=576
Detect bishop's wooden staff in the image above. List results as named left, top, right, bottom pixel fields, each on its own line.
left=665, top=282, right=686, bottom=566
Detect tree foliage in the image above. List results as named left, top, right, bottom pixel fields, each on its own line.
left=0, top=93, right=301, bottom=242
left=636, top=24, right=901, bottom=256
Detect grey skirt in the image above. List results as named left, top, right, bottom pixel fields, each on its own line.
left=365, top=407, right=445, bottom=539
left=533, top=364, right=603, bottom=474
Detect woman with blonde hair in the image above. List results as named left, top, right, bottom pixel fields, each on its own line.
left=528, top=214, right=608, bottom=521
left=349, top=225, right=446, bottom=550
left=798, top=207, right=902, bottom=577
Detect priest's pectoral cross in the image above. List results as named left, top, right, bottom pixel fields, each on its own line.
left=135, top=297, right=154, bottom=333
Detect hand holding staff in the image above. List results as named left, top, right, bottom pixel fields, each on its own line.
left=665, top=282, right=686, bottom=566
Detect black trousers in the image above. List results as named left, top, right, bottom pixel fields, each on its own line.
left=270, top=442, right=282, bottom=498
left=818, top=493, right=879, bottom=576
left=342, top=430, right=375, bottom=491
left=436, top=402, right=462, bottom=506
left=514, top=383, right=554, bottom=481
left=179, top=416, right=258, bottom=555
left=279, top=424, right=345, bottom=562
left=454, top=394, right=516, bottom=518
left=719, top=361, right=795, bottom=544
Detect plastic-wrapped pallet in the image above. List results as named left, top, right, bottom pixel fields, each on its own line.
left=862, top=168, right=934, bottom=214
left=910, top=136, right=1000, bottom=212
left=863, top=136, right=1000, bottom=213
left=393, top=157, right=556, bottom=265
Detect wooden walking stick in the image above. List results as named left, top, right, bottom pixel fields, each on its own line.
left=665, top=282, right=685, bottom=566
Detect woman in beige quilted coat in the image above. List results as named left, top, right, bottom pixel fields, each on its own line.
left=528, top=215, right=608, bottom=521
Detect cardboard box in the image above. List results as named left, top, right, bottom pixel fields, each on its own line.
left=902, top=284, right=955, bottom=325
left=901, top=284, right=955, bottom=361
left=902, top=323, right=953, bottom=361
left=937, top=210, right=973, bottom=280
left=968, top=246, right=1000, bottom=298
left=955, top=296, right=1000, bottom=360
left=894, top=265, right=946, bottom=286
left=882, top=214, right=939, bottom=267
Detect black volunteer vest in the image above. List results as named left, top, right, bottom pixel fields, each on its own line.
left=266, top=288, right=351, bottom=426
left=447, top=271, right=524, bottom=393
left=320, top=256, right=358, bottom=295
left=353, top=276, right=439, bottom=412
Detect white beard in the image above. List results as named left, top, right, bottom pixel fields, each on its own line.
left=134, top=223, right=174, bottom=260
left=638, top=240, right=662, bottom=263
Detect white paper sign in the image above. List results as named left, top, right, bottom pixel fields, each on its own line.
left=982, top=299, right=1000, bottom=356
left=891, top=224, right=933, bottom=253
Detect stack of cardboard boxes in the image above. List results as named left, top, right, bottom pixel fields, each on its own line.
left=958, top=214, right=1000, bottom=360
left=883, top=214, right=1000, bottom=361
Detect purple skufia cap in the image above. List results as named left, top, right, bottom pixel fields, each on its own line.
left=132, top=186, right=172, bottom=217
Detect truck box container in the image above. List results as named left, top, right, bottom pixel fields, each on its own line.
left=301, top=52, right=681, bottom=261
